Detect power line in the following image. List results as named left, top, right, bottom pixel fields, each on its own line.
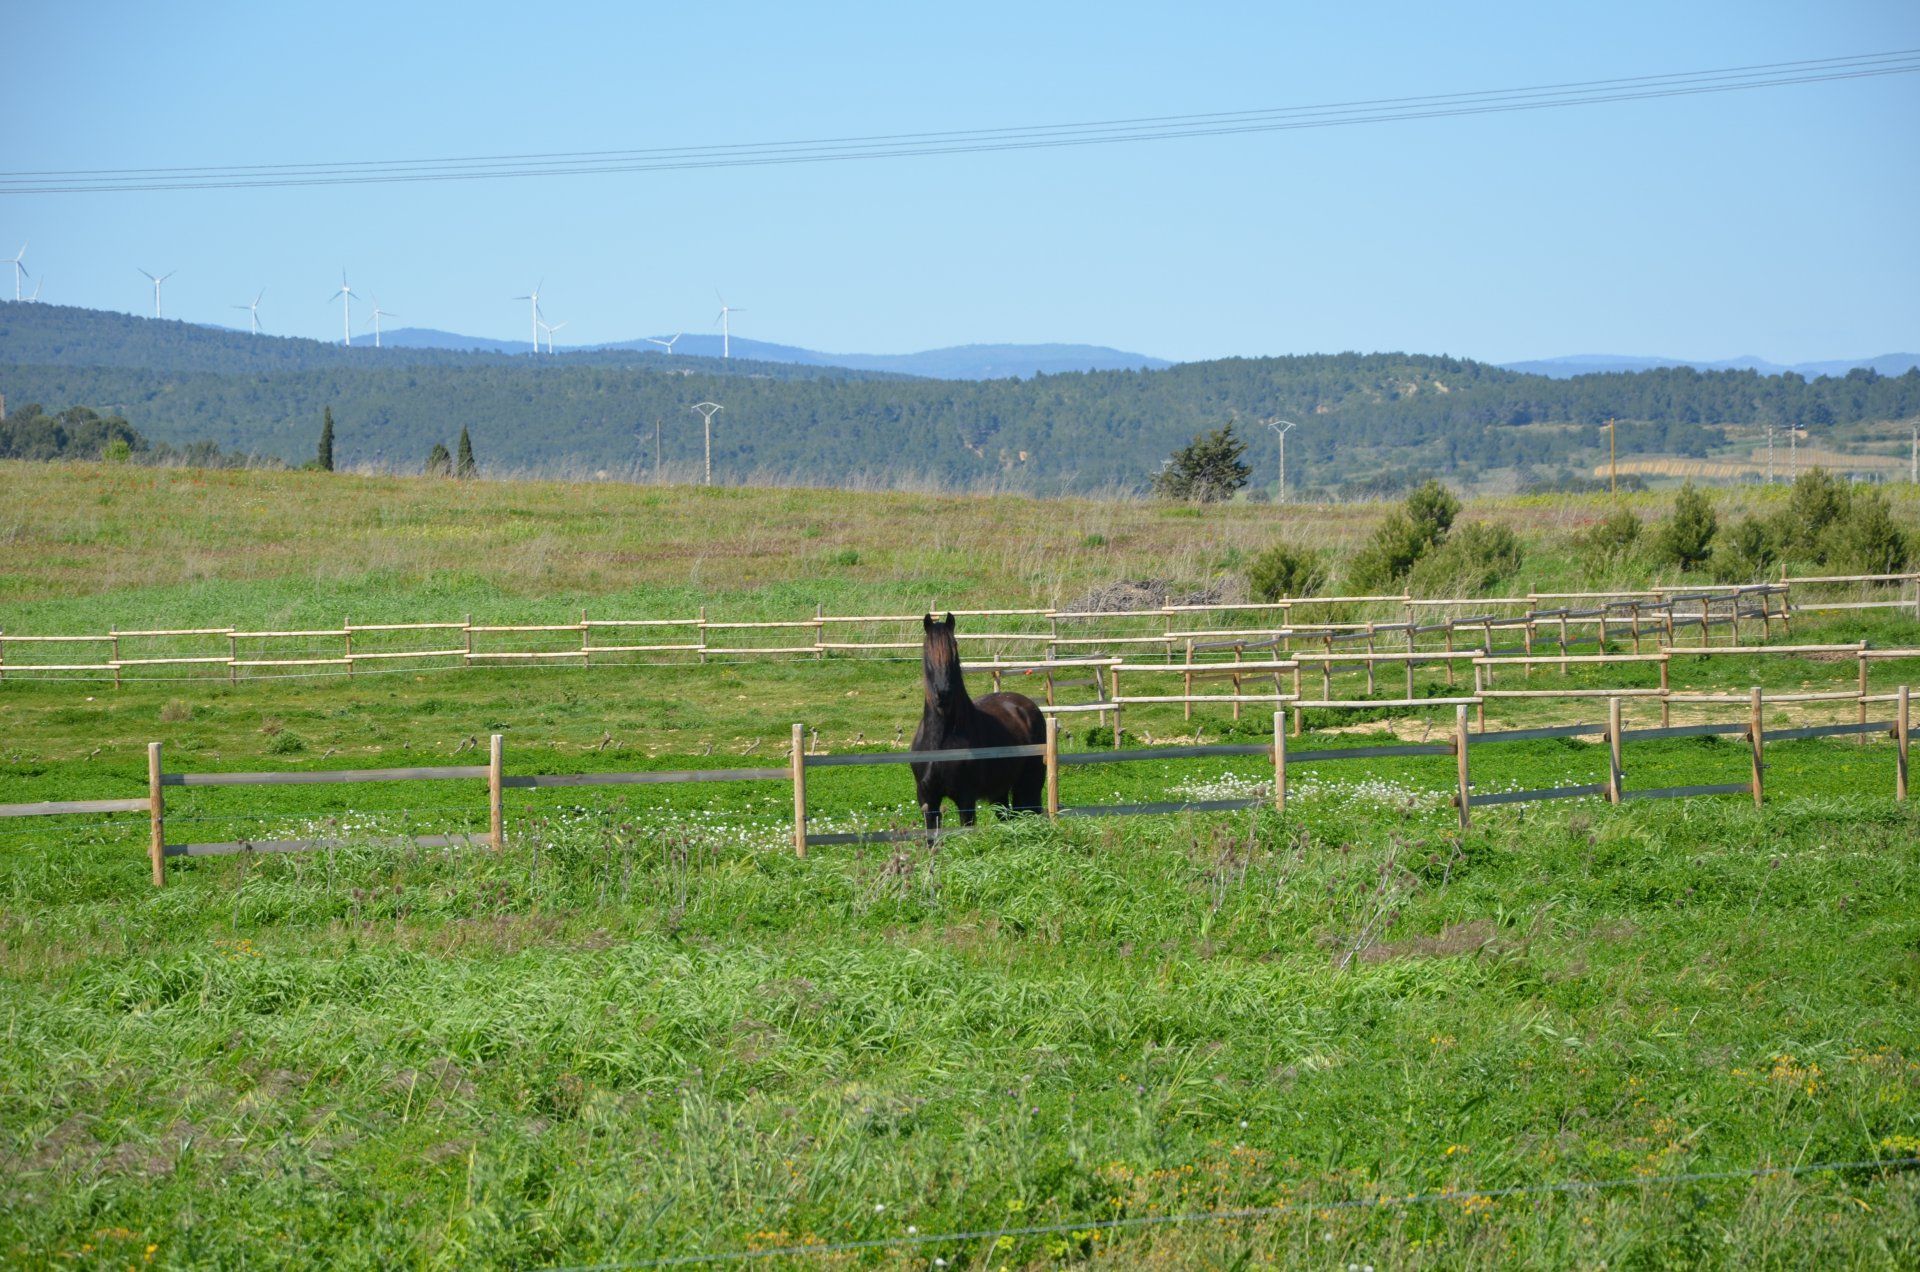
left=544, top=1155, right=1920, bottom=1270
left=3, top=51, right=1915, bottom=195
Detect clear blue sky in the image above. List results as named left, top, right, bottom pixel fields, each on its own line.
left=6, top=1, right=1917, bottom=363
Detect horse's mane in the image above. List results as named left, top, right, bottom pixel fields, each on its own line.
left=921, top=615, right=968, bottom=714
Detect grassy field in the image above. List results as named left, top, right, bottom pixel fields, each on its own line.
left=3, top=461, right=1919, bottom=1267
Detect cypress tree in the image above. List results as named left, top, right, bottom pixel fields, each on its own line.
left=456, top=426, right=476, bottom=478
left=317, top=407, right=335, bottom=472
left=425, top=442, right=452, bottom=476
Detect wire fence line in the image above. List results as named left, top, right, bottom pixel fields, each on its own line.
left=9, top=575, right=1916, bottom=690
left=4, top=684, right=1911, bottom=883
left=537, top=1155, right=1920, bottom=1270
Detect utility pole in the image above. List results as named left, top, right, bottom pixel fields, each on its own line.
left=690, top=402, right=723, bottom=486
left=1607, top=417, right=1617, bottom=496
left=1262, top=417, right=1299, bottom=505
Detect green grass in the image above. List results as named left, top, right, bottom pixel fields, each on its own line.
left=4, top=461, right=1920, bottom=1266
left=2, top=772, right=1917, bottom=1268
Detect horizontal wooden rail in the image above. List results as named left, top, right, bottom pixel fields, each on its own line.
left=1619, top=722, right=1749, bottom=742
left=1474, top=723, right=1606, bottom=743
left=0, top=797, right=152, bottom=818
left=1766, top=721, right=1893, bottom=742
left=1292, top=696, right=1481, bottom=709
left=163, top=765, right=488, bottom=787
left=501, top=767, right=787, bottom=787
left=1060, top=743, right=1271, bottom=765
left=805, top=743, right=1048, bottom=768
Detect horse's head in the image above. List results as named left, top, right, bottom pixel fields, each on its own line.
left=921, top=612, right=964, bottom=706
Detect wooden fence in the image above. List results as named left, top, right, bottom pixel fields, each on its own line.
left=4, top=573, right=1916, bottom=686
left=2, top=686, right=1910, bottom=886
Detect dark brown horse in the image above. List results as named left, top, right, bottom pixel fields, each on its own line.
left=911, top=613, right=1046, bottom=831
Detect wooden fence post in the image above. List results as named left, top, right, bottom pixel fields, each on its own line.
left=1183, top=638, right=1195, bottom=721
left=1110, top=665, right=1122, bottom=749
left=111, top=626, right=121, bottom=690
left=1858, top=643, right=1871, bottom=740
left=488, top=733, right=504, bottom=850
left=1606, top=697, right=1624, bottom=804
left=1748, top=687, right=1764, bottom=808
left=1659, top=656, right=1671, bottom=728
left=148, top=741, right=165, bottom=888
left=1454, top=704, right=1471, bottom=831
left=1896, top=684, right=1910, bottom=803
left=1045, top=715, right=1060, bottom=819
left=1272, top=710, right=1287, bottom=815
left=790, top=723, right=807, bottom=858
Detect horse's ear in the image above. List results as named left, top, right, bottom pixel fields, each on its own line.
left=922, top=613, right=934, bottom=632
left=943, top=611, right=955, bottom=628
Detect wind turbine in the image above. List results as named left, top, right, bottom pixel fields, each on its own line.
left=138, top=268, right=176, bottom=318
left=330, top=271, right=357, bottom=345
left=536, top=317, right=567, bottom=355
left=714, top=294, right=745, bottom=359
left=645, top=333, right=683, bottom=355
left=232, top=288, right=265, bottom=335
left=512, top=281, right=544, bottom=353
left=27, top=275, right=42, bottom=303
left=6, top=245, right=24, bottom=301
left=366, top=297, right=397, bottom=348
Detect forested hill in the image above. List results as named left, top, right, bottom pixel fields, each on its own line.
left=0, top=303, right=901, bottom=382
left=3, top=303, right=1918, bottom=494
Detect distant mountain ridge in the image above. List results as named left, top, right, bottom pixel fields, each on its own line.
left=1503, top=352, right=1920, bottom=379
left=382, top=327, right=1171, bottom=379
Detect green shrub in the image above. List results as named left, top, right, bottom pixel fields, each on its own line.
left=1712, top=514, right=1778, bottom=583
left=267, top=731, right=307, bottom=755
left=1246, top=543, right=1329, bottom=601
left=1816, top=488, right=1912, bottom=574
left=1654, top=482, right=1717, bottom=572
left=1577, top=508, right=1643, bottom=563
left=1347, top=480, right=1461, bottom=591
left=1771, top=468, right=1849, bottom=558
left=1406, top=521, right=1523, bottom=595
left=1404, top=479, right=1461, bottom=544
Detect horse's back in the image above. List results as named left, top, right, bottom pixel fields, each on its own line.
left=973, top=691, right=1044, bottom=743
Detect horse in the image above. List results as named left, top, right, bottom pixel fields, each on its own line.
left=910, top=612, right=1047, bottom=832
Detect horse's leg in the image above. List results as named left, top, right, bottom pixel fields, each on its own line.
left=955, top=797, right=978, bottom=827
left=1012, top=764, right=1044, bottom=815
left=923, top=801, right=942, bottom=832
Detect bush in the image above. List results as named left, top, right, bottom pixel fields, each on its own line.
left=1712, top=515, right=1778, bottom=583
left=1578, top=508, right=1642, bottom=557
left=1406, top=521, right=1524, bottom=595
left=1772, top=468, right=1849, bottom=558
left=1347, top=480, right=1461, bottom=591
left=1404, top=480, right=1460, bottom=544
left=1816, top=488, right=1913, bottom=575
left=1246, top=543, right=1329, bottom=601
left=1654, top=482, right=1717, bottom=571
